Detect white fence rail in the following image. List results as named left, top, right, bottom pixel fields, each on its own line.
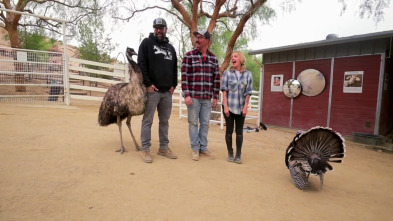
left=66, top=57, right=129, bottom=103
left=176, top=89, right=260, bottom=129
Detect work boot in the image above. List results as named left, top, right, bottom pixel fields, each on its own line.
left=157, top=148, right=178, bottom=159
left=235, top=134, right=243, bottom=164
left=192, top=150, right=199, bottom=161
left=141, top=151, right=153, bottom=163
left=226, top=134, right=234, bottom=162
left=200, top=150, right=215, bottom=160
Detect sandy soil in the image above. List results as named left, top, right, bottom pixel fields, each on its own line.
left=1, top=101, right=393, bottom=221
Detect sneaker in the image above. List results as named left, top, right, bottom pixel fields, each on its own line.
left=234, top=156, right=242, bottom=164
left=191, top=150, right=199, bottom=161
left=141, top=151, right=153, bottom=163
left=157, top=148, right=177, bottom=159
left=200, top=150, right=215, bottom=160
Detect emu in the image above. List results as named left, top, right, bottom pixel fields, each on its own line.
left=98, top=48, right=146, bottom=154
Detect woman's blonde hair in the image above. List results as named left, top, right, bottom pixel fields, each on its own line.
left=230, top=51, right=246, bottom=72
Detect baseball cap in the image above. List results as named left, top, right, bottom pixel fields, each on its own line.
left=193, top=29, right=211, bottom=40
left=153, top=18, right=167, bottom=28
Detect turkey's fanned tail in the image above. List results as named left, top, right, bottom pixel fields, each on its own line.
left=285, top=126, right=346, bottom=190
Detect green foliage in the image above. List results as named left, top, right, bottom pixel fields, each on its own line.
left=208, top=19, right=262, bottom=90
left=77, top=2, right=117, bottom=78
left=78, top=38, right=101, bottom=64
left=244, top=53, right=262, bottom=91
left=78, top=32, right=115, bottom=79
left=19, top=30, right=55, bottom=51
left=209, top=20, right=249, bottom=62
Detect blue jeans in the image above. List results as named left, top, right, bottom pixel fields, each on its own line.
left=186, top=98, right=212, bottom=152
left=141, top=92, right=172, bottom=151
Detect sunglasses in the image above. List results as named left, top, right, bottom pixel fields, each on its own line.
left=154, top=26, right=166, bottom=30
left=196, top=36, right=206, bottom=40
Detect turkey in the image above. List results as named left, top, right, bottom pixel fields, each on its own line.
left=98, top=47, right=146, bottom=154
left=285, top=126, right=346, bottom=190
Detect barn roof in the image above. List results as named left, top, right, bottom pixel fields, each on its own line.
left=249, top=30, right=393, bottom=55
left=249, top=30, right=393, bottom=64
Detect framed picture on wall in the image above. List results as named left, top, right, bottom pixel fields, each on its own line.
left=271, top=74, right=283, bottom=92
left=343, top=71, right=363, bottom=93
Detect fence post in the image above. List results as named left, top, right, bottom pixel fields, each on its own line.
left=220, top=92, right=224, bottom=130
left=258, top=67, right=264, bottom=124
left=14, top=51, right=27, bottom=92
left=64, top=53, right=70, bottom=105
left=179, top=90, right=183, bottom=119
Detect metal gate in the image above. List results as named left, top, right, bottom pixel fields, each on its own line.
left=0, top=47, right=65, bottom=104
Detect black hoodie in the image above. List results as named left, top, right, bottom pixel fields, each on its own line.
left=137, top=33, right=178, bottom=91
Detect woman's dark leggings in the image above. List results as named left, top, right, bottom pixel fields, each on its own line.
left=223, top=108, right=245, bottom=157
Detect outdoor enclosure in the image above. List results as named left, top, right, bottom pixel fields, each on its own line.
left=0, top=46, right=261, bottom=128
left=0, top=47, right=129, bottom=105
left=0, top=47, right=65, bottom=103
left=0, top=8, right=262, bottom=128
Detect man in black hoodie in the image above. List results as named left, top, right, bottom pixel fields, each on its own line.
left=138, top=18, right=178, bottom=163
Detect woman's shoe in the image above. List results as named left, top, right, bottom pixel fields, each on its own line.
left=234, top=156, right=242, bottom=164
left=227, top=154, right=234, bottom=162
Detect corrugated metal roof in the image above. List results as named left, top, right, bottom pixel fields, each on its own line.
left=249, top=30, right=393, bottom=55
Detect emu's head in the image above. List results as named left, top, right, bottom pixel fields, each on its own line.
left=126, top=47, right=138, bottom=63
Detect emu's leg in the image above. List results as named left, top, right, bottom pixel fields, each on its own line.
left=116, top=116, right=127, bottom=154
left=126, top=115, right=141, bottom=151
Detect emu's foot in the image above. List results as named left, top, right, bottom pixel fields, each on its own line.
left=134, top=143, right=141, bottom=152
left=115, top=146, right=128, bottom=154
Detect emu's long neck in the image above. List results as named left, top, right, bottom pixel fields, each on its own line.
left=128, top=61, right=143, bottom=85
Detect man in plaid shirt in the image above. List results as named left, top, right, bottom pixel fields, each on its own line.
left=181, top=29, right=220, bottom=161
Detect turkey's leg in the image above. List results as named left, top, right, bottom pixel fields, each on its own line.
left=116, top=116, right=127, bottom=154
left=319, top=173, right=324, bottom=189
left=126, top=115, right=141, bottom=151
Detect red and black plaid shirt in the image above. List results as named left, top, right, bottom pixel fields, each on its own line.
left=181, top=49, right=220, bottom=100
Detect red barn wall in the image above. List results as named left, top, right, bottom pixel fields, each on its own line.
left=292, top=59, right=331, bottom=129
left=261, top=55, right=384, bottom=136
left=262, top=62, right=292, bottom=127
left=330, top=55, right=381, bottom=135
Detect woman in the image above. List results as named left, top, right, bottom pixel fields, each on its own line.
left=221, top=51, right=253, bottom=164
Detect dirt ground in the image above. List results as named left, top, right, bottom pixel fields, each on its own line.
left=1, top=101, right=393, bottom=221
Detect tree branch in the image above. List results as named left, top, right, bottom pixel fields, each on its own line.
left=220, top=0, right=267, bottom=73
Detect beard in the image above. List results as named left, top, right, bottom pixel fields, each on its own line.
left=154, top=34, right=166, bottom=43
